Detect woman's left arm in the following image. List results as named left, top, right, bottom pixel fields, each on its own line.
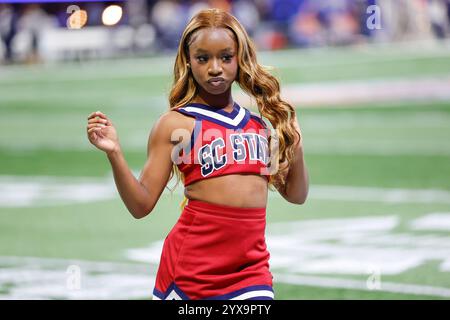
left=276, top=113, right=309, bottom=204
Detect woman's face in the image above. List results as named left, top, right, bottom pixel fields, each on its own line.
left=188, top=27, right=238, bottom=96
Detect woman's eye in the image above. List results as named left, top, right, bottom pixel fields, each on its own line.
left=222, top=55, right=233, bottom=61
left=197, top=56, right=208, bottom=62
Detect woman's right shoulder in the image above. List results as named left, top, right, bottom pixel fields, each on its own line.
left=152, top=109, right=195, bottom=135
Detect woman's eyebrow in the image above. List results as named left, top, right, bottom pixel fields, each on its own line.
left=194, top=48, right=234, bottom=53
left=220, top=48, right=235, bottom=53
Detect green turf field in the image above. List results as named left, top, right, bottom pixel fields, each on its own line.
left=1, top=43, right=450, bottom=299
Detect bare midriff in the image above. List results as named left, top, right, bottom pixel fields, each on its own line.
left=184, top=173, right=268, bottom=208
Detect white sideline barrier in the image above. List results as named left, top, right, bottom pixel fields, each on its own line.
left=39, top=26, right=113, bottom=61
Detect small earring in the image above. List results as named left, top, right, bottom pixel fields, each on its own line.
left=187, top=63, right=190, bottom=68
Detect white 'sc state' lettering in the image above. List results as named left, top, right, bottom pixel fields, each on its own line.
left=230, top=134, right=246, bottom=162
left=199, top=133, right=268, bottom=177
left=199, top=138, right=227, bottom=177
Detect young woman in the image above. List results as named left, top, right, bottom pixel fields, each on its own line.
left=86, top=8, right=308, bottom=300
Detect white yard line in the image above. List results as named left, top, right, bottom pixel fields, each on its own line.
left=1, top=254, right=449, bottom=299
left=274, top=273, right=450, bottom=298
left=235, top=76, right=450, bottom=107
left=2, top=76, right=450, bottom=108
left=410, top=213, right=450, bottom=231
left=0, top=175, right=117, bottom=207
left=0, top=256, right=155, bottom=300
left=309, top=185, right=450, bottom=204
left=1, top=175, right=450, bottom=207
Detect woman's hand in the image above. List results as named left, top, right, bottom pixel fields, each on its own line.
left=87, top=111, right=120, bottom=154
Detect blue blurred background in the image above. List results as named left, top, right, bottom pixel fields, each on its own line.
left=1, top=0, right=449, bottom=64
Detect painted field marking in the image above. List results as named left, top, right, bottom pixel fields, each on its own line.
left=1, top=212, right=450, bottom=299
left=2, top=175, right=450, bottom=207
left=0, top=256, right=155, bottom=300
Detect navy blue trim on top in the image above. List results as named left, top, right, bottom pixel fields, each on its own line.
left=172, top=109, right=202, bottom=158
left=177, top=102, right=251, bottom=130
left=175, top=107, right=196, bottom=118
left=186, top=102, right=240, bottom=118
left=250, top=114, right=268, bottom=129
left=185, top=119, right=201, bottom=157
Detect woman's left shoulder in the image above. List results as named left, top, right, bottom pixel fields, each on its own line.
left=248, top=110, right=268, bottom=128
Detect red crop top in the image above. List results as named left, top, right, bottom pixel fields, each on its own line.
left=173, top=102, right=270, bottom=186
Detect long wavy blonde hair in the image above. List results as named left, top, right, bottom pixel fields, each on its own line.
left=167, top=8, right=300, bottom=205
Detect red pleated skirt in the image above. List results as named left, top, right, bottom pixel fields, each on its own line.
left=152, top=199, right=274, bottom=300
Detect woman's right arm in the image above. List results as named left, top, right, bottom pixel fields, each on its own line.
left=87, top=111, right=180, bottom=219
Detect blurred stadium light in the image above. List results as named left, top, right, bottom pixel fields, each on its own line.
left=101, top=4, right=122, bottom=26
left=67, top=8, right=87, bottom=29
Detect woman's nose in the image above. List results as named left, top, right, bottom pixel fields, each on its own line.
left=208, top=59, right=222, bottom=75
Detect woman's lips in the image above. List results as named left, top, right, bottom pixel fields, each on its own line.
left=208, top=77, right=225, bottom=87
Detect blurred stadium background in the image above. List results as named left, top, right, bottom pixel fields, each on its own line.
left=1, top=0, right=450, bottom=300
